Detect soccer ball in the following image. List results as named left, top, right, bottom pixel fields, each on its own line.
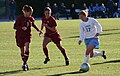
left=80, top=63, right=90, bottom=72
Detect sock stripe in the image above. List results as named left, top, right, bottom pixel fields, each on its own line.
left=24, top=54, right=29, bottom=56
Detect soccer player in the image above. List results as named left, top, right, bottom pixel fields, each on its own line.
left=13, top=5, right=42, bottom=71
left=39, top=7, right=69, bottom=65
left=78, top=10, right=106, bottom=65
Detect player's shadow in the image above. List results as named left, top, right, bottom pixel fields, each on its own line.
left=64, top=32, right=120, bottom=39
left=100, top=32, right=120, bottom=36
left=63, top=28, right=120, bottom=39
left=0, top=65, right=65, bottom=76
left=30, top=65, right=65, bottom=70
left=103, top=28, right=120, bottom=31
left=47, top=71, right=87, bottom=76
left=91, top=59, right=120, bottom=65
left=0, top=70, right=23, bottom=76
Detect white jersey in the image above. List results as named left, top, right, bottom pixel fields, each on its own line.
left=79, top=17, right=102, bottom=41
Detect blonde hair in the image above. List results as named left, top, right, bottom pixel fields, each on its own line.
left=78, top=10, right=88, bottom=17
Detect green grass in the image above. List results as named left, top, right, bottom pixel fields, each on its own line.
left=0, top=18, right=120, bottom=76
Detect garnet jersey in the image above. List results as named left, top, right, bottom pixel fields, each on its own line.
left=14, top=15, right=39, bottom=36
left=42, top=16, right=58, bottom=35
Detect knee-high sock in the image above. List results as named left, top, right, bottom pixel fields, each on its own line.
left=84, top=55, right=90, bottom=63
left=43, top=47, right=49, bottom=58
left=24, top=52, right=29, bottom=65
left=21, top=54, right=24, bottom=62
left=58, top=46, right=68, bottom=60
left=93, top=51, right=103, bottom=57
left=60, top=48, right=68, bottom=60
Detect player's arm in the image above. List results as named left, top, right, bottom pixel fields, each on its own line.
left=13, top=17, right=22, bottom=30
left=38, top=21, right=45, bottom=36
left=32, top=22, right=40, bottom=31
left=43, top=23, right=56, bottom=32
left=30, top=17, right=43, bottom=36
left=43, top=17, right=57, bottom=32
left=31, top=17, right=41, bottom=31
left=41, top=23, right=44, bottom=31
left=32, top=22, right=43, bottom=34
left=79, top=23, right=84, bottom=45
left=93, top=19, right=102, bottom=37
left=14, top=17, right=27, bottom=31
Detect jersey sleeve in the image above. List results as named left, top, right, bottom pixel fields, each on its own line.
left=51, top=16, right=57, bottom=26
left=13, top=16, right=22, bottom=30
left=93, top=19, right=102, bottom=34
left=41, top=17, right=44, bottom=25
left=31, top=17, right=39, bottom=31
left=79, top=23, right=84, bottom=41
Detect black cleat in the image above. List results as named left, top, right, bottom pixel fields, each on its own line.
left=65, top=59, right=69, bottom=66
left=79, top=69, right=82, bottom=71
left=44, top=58, right=50, bottom=64
left=102, top=51, right=106, bottom=59
left=22, top=64, right=29, bottom=71
left=22, top=65, right=26, bottom=71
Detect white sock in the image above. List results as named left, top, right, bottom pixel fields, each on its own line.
left=93, top=51, right=103, bottom=57
left=84, top=55, right=90, bottom=63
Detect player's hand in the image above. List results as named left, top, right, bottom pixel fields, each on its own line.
left=43, top=23, right=47, bottom=26
left=43, top=23, right=47, bottom=27
left=39, top=30, right=43, bottom=37
left=22, top=26, right=27, bottom=31
left=78, top=40, right=82, bottom=45
left=94, top=33, right=99, bottom=38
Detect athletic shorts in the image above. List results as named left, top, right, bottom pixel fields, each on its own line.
left=84, top=38, right=99, bottom=49
left=44, top=33, right=61, bottom=44
left=15, top=35, right=32, bottom=48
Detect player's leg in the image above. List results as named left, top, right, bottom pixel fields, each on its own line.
left=89, top=38, right=106, bottom=59
left=19, top=45, right=28, bottom=71
left=43, top=37, right=51, bottom=64
left=22, top=42, right=30, bottom=71
left=16, top=35, right=24, bottom=61
left=84, top=44, right=94, bottom=63
left=20, top=47, right=25, bottom=62
left=90, top=50, right=106, bottom=59
left=16, top=35, right=27, bottom=71
left=24, top=42, right=30, bottom=65
left=56, top=43, right=69, bottom=65
left=20, top=47, right=26, bottom=71
left=56, top=43, right=68, bottom=60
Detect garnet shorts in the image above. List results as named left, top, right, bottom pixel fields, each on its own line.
left=44, top=33, right=61, bottom=44
left=15, top=35, right=32, bottom=48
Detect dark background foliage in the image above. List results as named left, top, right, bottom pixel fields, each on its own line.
left=7, top=0, right=120, bottom=17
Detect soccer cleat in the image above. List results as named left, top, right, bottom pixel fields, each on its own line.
left=102, top=51, right=106, bottom=59
left=44, top=58, right=50, bottom=64
left=79, top=69, right=82, bottom=71
left=22, top=65, right=26, bottom=71
left=25, top=64, right=29, bottom=70
left=22, top=64, right=29, bottom=71
left=65, top=59, right=69, bottom=66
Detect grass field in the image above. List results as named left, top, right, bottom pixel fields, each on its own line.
left=0, top=18, right=120, bottom=76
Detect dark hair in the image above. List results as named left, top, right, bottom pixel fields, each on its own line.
left=44, top=7, right=51, bottom=12
left=22, top=5, right=33, bottom=12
